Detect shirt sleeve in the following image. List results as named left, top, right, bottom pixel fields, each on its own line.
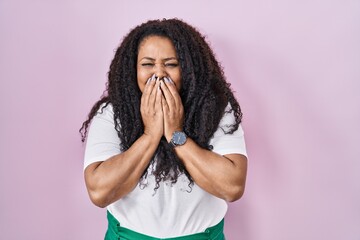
left=83, top=103, right=121, bottom=170
left=209, top=103, right=248, bottom=157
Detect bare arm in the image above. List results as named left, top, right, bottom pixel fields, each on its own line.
left=160, top=78, right=248, bottom=202
left=84, top=133, right=160, bottom=208
left=172, top=140, right=247, bottom=202
left=84, top=76, right=163, bottom=207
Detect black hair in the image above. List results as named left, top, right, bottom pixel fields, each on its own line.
left=79, top=18, right=242, bottom=191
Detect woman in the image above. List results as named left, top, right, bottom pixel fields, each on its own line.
left=80, top=18, right=248, bottom=240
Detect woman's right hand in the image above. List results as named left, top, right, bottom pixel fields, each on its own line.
left=85, top=75, right=165, bottom=207
left=140, top=75, right=164, bottom=140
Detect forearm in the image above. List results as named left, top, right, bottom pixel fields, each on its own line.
left=85, top=133, right=160, bottom=207
left=173, top=138, right=247, bottom=202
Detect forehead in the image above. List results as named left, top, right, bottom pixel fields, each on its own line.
left=138, top=36, right=177, bottom=57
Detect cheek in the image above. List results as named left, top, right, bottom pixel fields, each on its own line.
left=137, top=70, right=149, bottom=92
left=173, top=79, right=182, bottom=91
left=171, top=71, right=182, bottom=91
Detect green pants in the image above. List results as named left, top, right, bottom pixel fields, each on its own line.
left=105, top=211, right=225, bottom=240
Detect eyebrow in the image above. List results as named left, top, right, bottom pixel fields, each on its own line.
left=140, top=57, right=178, bottom=61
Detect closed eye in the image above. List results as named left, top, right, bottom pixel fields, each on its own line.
left=165, top=63, right=179, bottom=67
left=141, top=63, right=154, bottom=67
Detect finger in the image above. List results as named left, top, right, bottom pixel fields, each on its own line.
left=141, top=74, right=157, bottom=107
left=149, top=77, right=161, bottom=109
left=160, top=88, right=170, bottom=114
left=155, top=81, right=164, bottom=111
left=160, top=78, right=176, bottom=109
left=145, top=74, right=157, bottom=93
left=164, top=77, right=181, bottom=108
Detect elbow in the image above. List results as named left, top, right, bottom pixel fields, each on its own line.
left=88, top=190, right=110, bottom=208
left=85, top=166, right=112, bottom=208
left=225, top=184, right=245, bottom=202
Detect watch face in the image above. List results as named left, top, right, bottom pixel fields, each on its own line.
left=172, top=131, right=187, bottom=145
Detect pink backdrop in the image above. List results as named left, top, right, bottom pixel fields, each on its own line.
left=1, top=0, right=359, bottom=239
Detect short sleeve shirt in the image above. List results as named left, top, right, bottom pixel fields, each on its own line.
left=83, top=102, right=247, bottom=238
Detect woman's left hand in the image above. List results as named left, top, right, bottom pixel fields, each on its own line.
left=160, top=77, right=247, bottom=203
left=160, top=77, right=184, bottom=142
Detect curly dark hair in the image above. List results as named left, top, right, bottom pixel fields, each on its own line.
left=79, top=18, right=243, bottom=191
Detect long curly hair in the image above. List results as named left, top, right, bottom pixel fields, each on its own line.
left=79, top=18, right=242, bottom=191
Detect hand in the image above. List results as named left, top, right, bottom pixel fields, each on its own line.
left=160, top=77, right=184, bottom=142
left=140, top=75, right=164, bottom=140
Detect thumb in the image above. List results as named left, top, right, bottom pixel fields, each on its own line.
left=161, top=95, right=169, bottom=113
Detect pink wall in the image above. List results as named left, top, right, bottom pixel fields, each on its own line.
left=1, top=0, right=359, bottom=239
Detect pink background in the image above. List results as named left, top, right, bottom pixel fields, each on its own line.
left=1, top=0, right=359, bottom=239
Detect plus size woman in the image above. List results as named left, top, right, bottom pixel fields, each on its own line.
left=80, top=18, right=248, bottom=240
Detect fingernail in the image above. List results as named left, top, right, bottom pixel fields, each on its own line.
left=164, top=77, right=171, bottom=83
left=167, top=77, right=174, bottom=84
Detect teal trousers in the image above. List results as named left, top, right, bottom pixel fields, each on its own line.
left=105, top=211, right=225, bottom=240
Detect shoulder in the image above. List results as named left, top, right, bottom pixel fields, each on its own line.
left=209, top=102, right=247, bottom=156
left=96, top=102, right=114, bottom=114
left=94, top=102, right=114, bottom=119
left=212, top=102, right=242, bottom=136
left=219, top=103, right=236, bottom=127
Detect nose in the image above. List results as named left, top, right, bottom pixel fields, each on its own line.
left=154, top=64, right=167, bottom=80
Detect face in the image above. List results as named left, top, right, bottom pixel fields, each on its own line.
left=137, top=35, right=182, bottom=92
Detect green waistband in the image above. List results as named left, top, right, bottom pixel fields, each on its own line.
left=105, top=211, right=225, bottom=240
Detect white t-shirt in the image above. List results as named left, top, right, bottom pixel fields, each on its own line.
left=83, top=103, right=247, bottom=238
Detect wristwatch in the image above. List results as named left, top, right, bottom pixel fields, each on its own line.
left=169, top=131, right=187, bottom=148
